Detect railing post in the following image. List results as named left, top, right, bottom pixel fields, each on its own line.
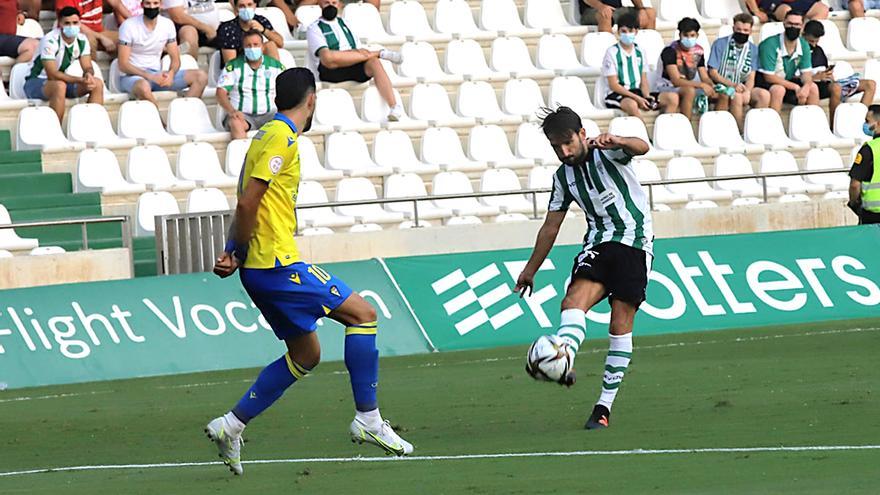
left=648, top=184, right=654, bottom=209
left=81, top=222, right=89, bottom=250
left=532, top=191, right=538, bottom=219
left=124, top=217, right=134, bottom=278
left=413, top=199, right=420, bottom=227
left=762, top=176, right=768, bottom=204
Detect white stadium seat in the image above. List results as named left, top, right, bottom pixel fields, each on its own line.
left=744, top=108, right=809, bottom=151
left=126, top=145, right=196, bottom=191
left=117, top=100, right=186, bottom=145
left=515, top=122, right=558, bottom=164
left=817, top=20, right=865, bottom=61
left=479, top=168, right=534, bottom=213
left=457, top=80, right=521, bottom=124
left=713, top=153, right=779, bottom=199
left=256, top=7, right=297, bottom=48
left=16, top=106, right=84, bottom=152
left=383, top=173, right=454, bottom=220
left=524, top=0, right=588, bottom=35
left=445, top=38, right=509, bottom=81
left=0, top=75, right=27, bottom=110
left=435, top=0, right=495, bottom=39
left=631, top=159, right=689, bottom=205
left=76, top=148, right=146, bottom=195
left=659, top=0, right=720, bottom=26
left=349, top=223, right=383, bottom=233
left=698, top=0, right=743, bottom=20
left=608, top=116, right=673, bottom=160
left=847, top=16, right=880, bottom=53
left=778, top=193, right=811, bottom=203
left=66, top=103, right=136, bottom=149
left=479, top=0, right=540, bottom=37
left=653, top=113, right=720, bottom=157
left=298, top=136, right=343, bottom=181
left=548, top=76, right=615, bottom=119
left=469, top=124, right=536, bottom=169
left=759, top=151, right=825, bottom=194
left=634, top=30, right=665, bottom=70
left=315, top=88, right=380, bottom=132
left=0, top=249, right=12, bottom=258
left=297, top=180, right=356, bottom=228
left=833, top=102, right=869, bottom=142
left=528, top=165, right=555, bottom=210
left=388, top=0, right=450, bottom=42
left=0, top=204, right=39, bottom=250
left=301, top=227, right=334, bottom=236
left=225, top=138, right=251, bottom=178
left=421, top=127, right=488, bottom=171
left=9, top=63, right=30, bottom=100
left=135, top=191, right=180, bottom=236
left=17, top=18, right=43, bottom=38
left=324, top=131, right=394, bottom=177
left=536, top=34, right=597, bottom=77
left=580, top=32, right=617, bottom=69
left=409, top=83, right=476, bottom=127
left=293, top=5, right=321, bottom=38
left=361, top=86, right=422, bottom=129
left=665, top=157, right=733, bottom=201
left=684, top=200, right=719, bottom=209
left=495, top=213, right=531, bottom=222
left=399, top=41, right=462, bottom=83
left=431, top=171, right=501, bottom=216
left=698, top=111, right=764, bottom=154
left=804, top=148, right=850, bottom=191
left=176, top=142, right=238, bottom=187
left=446, top=215, right=483, bottom=225
left=501, top=78, right=545, bottom=119
left=335, top=177, right=406, bottom=223
left=399, top=219, right=434, bottom=229
left=490, top=36, right=554, bottom=79
left=788, top=105, right=854, bottom=147
left=373, top=129, right=440, bottom=174
left=186, top=187, right=231, bottom=213
left=760, top=22, right=784, bottom=41
left=30, top=246, right=65, bottom=256
left=343, top=2, right=403, bottom=44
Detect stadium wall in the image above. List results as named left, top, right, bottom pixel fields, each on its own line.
left=1, top=226, right=877, bottom=389
left=0, top=248, right=132, bottom=289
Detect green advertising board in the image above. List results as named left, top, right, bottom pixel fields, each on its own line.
left=383, top=226, right=880, bottom=351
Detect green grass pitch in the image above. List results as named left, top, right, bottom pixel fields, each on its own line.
left=2, top=318, right=879, bottom=494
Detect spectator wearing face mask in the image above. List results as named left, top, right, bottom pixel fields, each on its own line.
left=654, top=17, right=717, bottom=117
left=215, top=0, right=283, bottom=64
left=755, top=10, right=819, bottom=112
left=599, top=12, right=658, bottom=119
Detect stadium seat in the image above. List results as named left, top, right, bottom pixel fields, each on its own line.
left=399, top=41, right=462, bottom=83
left=501, top=78, right=545, bottom=120
left=16, top=106, right=84, bottom=152
left=0, top=249, right=12, bottom=258
left=75, top=148, right=147, bottom=195
left=135, top=191, right=181, bottom=237
left=847, top=16, right=880, bottom=53
left=760, top=22, right=784, bottom=41
left=342, top=2, right=403, bottom=44
left=684, top=200, right=719, bottom=209
left=490, top=36, right=554, bottom=79
left=778, top=193, right=811, bottom=203
left=17, top=18, right=43, bottom=38
left=527, top=165, right=555, bottom=211
left=334, top=177, right=406, bottom=223
left=434, top=0, right=495, bottom=39
left=665, top=157, right=734, bottom=201
left=713, top=153, right=780, bottom=199
left=117, top=100, right=186, bottom=145
left=608, top=116, right=673, bottom=159
left=29, top=246, right=65, bottom=256
left=536, top=34, right=596, bottom=77
left=301, top=227, right=334, bottom=236
left=224, top=138, right=251, bottom=178
left=383, top=173, right=454, bottom=220
left=593, top=70, right=610, bottom=109
left=297, top=180, right=356, bottom=228
left=630, top=158, right=689, bottom=205
left=804, top=148, right=850, bottom=191
left=421, top=126, right=488, bottom=171
left=698, top=0, right=744, bottom=21
left=293, top=5, right=321, bottom=38
left=324, top=131, right=394, bottom=177
left=166, top=98, right=230, bottom=142
left=373, top=129, right=440, bottom=174
left=409, top=83, right=476, bottom=127
left=126, top=145, right=197, bottom=191
left=524, top=0, right=589, bottom=35
left=548, top=76, right=615, bottom=119
left=207, top=51, right=222, bottom=87
left=788, top=105, right=854, bottom=147
left=446, top=215, right=483, bottom=225
left=744, top=108, right=809, bottom=151
left=360, top=86, right=422, bottom=129
left=388, top=0, right=451, bottom=42
left=833, top=102, right=869, bottom=142
left=8, top=63, right=31, bottom=100
left=255, top=7, right=297, bottom=49
left=479, top=168, right=534, bottom=214
left=315, top=88, right=380, bottom=132
left=653, top=113, right=720, bottom=157
left=457, top=80, right=521, bottom=124
left=515, top=122, right=558, bottom=164
left=582, top=118, right=602, bottom=138
left=469, top=124, right=536, bottom=169
left=349, top=223, right=383, bottom=233
left=817, top=20, right=865, bottom=61
left=0, top=204, right=39, bottom=251
left=298, top=135, right=344, bottom=181
left=479, top=0, right=541, bottom=36
left=445, top=38, right=509, bottom=81
left=658, top=0, right=720, bottom=26
left=399, top=219, right=434, bottom=229
left=431, top=171, right=502, bottom=216
left=494, top=213, right=531, bottom=222
left=580, top=32, right=617, bottom=69
left=176, top=142, right=237, bottom=188
left=634, top=29, right=665, bottom=70
left=66, top=103, right=136, bottom=149
left=698, top=111, right=764, bottom=154
left=0, top=75, right=27, bottom=110
left=759, top=150, right=826, bottom=194
left=186, top=187, right=231, bottom=213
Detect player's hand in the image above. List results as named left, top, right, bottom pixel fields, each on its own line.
left=702, top=82, right=717, bottom=98
left=16, top=13, right=25, bottom=25
left=755, top=11, right=769, bottom=23
left=159, top=71, right=174, bottom=87
left=248, top=20, right=266, bottom=33
left=635, top=96, right=651, bottom=110
left=590, top=133, right=619, bottom=150
left=796, top=84, right=811, bottom=103
left=213, top=252, right=239, bottom=278
left=204, top=26, right=217, bottom=41
left=515, top=271, right=535, bottom=298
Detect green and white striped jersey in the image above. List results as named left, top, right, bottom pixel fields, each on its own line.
left=548, top=147, right=654, bottom=255
left=218, top=55, right=285, bottom=115
left=27, top=28, right=90, bottom=80
left=601, top=43, right=646, bottom=91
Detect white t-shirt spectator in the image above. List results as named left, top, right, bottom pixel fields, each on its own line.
left=118, top=15, right=177, bottom=72
left=305, top=18, right=358, bottom=75
left=121, top=0, right=143, bottom=18
left=162, top=0, right=219, bottom=28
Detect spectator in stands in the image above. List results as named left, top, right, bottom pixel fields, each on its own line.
left=756, top=10, right=819, bottom=112
left=306, top=0, right=403, bottom=121
left=707, top=13, right=770, bottom=131
left=600, top=12, right=657, bottom=119
left=117, top=0, right=142, bottom=26
left=0, top=0, right=38, bottom=63
left=655, top=17, right=716, bottom=117
left=216, top=0, right=283, bottom=64
left=803, top=20, right=875, bottom=125
left=217, top=30, right=285, bottom=139
left=118, top=0, right=207, bottom=107
left=161, top=0, right=218, bottom=59
left=849, top=104, right=880, bottom=224
left=270, top=0, right=380, bottom=31
left=846, top=0, right=880, bottom=17
left=745, top=0, right=829, bottom=22
left=579, top=0, right=655, bottom=32
left=23, top=7, right=103, bottom=122
left=56, top=0, right=129, bottom=54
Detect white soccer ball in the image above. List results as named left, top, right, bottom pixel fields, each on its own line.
left=526, top=335, right=573, bottom=383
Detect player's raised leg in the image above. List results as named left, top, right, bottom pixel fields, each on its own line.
left=586, top=298, right=638, bottom=430
left=554, top=277, right=608, bottom=386
left=330, top=292, right=413, bottom=456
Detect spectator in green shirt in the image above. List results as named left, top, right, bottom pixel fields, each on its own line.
left=754, top=10, right=819, bottom=112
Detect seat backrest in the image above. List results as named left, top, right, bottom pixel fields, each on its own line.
left=653, top=113, right=699, bottom=150
left=388, top=0, right=435, bottom=37
left=177, top=142, right=223, bottom=180
left=789, top=105, right=834, bottom=142
left=446, top=39, right=492, bottom=75
left=342, top=2, right=387, bottom=40
left=67, top=103, right=116, bottom=142
left=631, top=158, right=662, bottom=182
left=659, top=0, right=701, bottom=21
left=325, top=131, right=374, bottom=169
left=118, top=100, right=167, bottom=139
left=374, top=129, right=420, bottom=167
left=469, top=124, right=515, bottom=161
left=168, top=97, right=216, bottom=135
left=698, top=111, right=744, bottom=148
left=515, top=122, right=556, bottom=161
left=18, top=106, right=67, bottom=146
left=524, top=0, right=569, bottom=29
left=315, top=88, right=361, bottom=126
left=434, top=0, right=481, bottom=34
left=634, top=30, right=665, bottom=69
left=581, top=32, right=617, bottom=68
left=714, top=153, right=754, bottom=177
left=759, top=150, right=799, bottom=173
left=502, top=78, right=544, bottom=118
left=410, top=83, right=455, bottom=121
left=432, top=170, right=474, bottom=194
left=699, top=0, right=742, bottom=19
left=255, top=7, right=295, bottom=41
left=528, top=165, right=555, bottom=188
left=126, top=145, right=177, bottom=185
left=297, top=180, right=330, bottom=205
left=804, top=147, right=844, bottom=171
left=609, top=116, right=651, bottom=144
left=136, top=191, right=180, bottom=236
left=298, top=135, right=329, bottom=178
left=108, top=59, right=122, bottom=93
left=208, top=50, right=222, bottom=86
left=744, top=108, right=787, bottom=144
left=421, top=126, right=469, bottom=164
left=76, top=148, right=126, bottom=190
left=9, top=63, right=30, bottom=99
left=848, top=16, right=880, bottom=52
left=817, top=19, right=848, bottom=57
left=666, top=157, right=707, bottom=180
left=490, top=36, right=536, bottom=73
left=186, top=187, right=230, bottom=213
left=457, top=80, right=502, bottom=119
left=833, top=102, right=868, bottom=139
left=362, top=86, right=405, bottom=123
left=480, top=167, right=522, bottom=192
left=548, top=76, right=595, bottom=116
left=385, top=172, right=428, bottom=198
left=17, top=18, right=44, bottom=38
left=479, top=0, right=526, bottom=31
left=760, top=22, right=783, bottom=41
left=294, top=5, right=321, bottom=32
left=335, top=177, right=379, bottom=201
left=225, top=138, right=252, bottom=177
left=536, top=33, right=579, bottom=70
left=399, top=41, right=444, bottom=78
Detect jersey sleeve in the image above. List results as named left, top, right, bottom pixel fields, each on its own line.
left=660, top=46, right=677, bottom=68
left=38, top=35, right=57, bottom=60
left=601, top=46, right=618, bottom=77
left=850, top=144, right=874, bottom=182
left=118, top=19, right=133, bottom=45
left=249, top=132, right=295, bottom=183
left=548, top=171, right=572, bottom=212
left=218, top=62, right=238, bottom=91
left=258, top=15, right=274, bottom=31
left=604, top=147, right=634, bottom=164
left=306, top=23, right=328, bottom=57
left=758, top=38, right=776, bottom=74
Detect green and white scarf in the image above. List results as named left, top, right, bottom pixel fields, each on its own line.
left=717, top=37, right=752, bottom=85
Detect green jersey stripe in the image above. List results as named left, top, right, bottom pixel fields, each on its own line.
left=587, top=155, right=627, bottom=242
left=599, top=152, right=646, bottom=250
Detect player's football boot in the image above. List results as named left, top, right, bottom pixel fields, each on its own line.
left=584, top=404, right=611, bottom=430
left=205, top=416, right=244, bottom=475
left=349, top=418, right=414, bottom=456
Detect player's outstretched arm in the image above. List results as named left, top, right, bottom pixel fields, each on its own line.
left=591, top=133, right=649, bottom=157
left=516, top=210, right=566, bottom=297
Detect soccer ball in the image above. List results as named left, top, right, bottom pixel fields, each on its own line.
left=526, top=335, right=573, bottom=383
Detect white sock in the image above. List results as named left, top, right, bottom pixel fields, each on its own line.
left=224, top=411, right=246, bottom=436
left=597, top=333, right=633, bottom=411
left=555, top=308, right=586, bottom=354
left=356, top=408, right=383, bottom=428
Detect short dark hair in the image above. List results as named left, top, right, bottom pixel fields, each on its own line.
left=803, top=20, right=824, bottom=38
left=678, top=17, right=701, bottom=35
left=274, top=68, right=315, bottom=111
left=868, top=104, right=880, bottom=117
left=242, top=29, right=263, bottom=43
left=540, top=106, right=582, bottom=140
left=784, top=9, right=804, bottom=20
left=617, top=11, right=639, bottom=30
left=732, top=13, right=754, bottom=26
left=58, top=6, right=80, bottom=19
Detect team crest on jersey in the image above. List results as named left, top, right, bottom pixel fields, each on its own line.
left=269, top=155, right=284, bottom=174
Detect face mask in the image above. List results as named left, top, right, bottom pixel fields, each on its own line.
left=321, top=5, right=337, bottom=20
left=619, top=32, right=636, bottom=46
left=784, top=26, right=801, bottom=41
left=62, top=25, right=79, bottom=38
left=864, top=122, right=875, bottom=137
left=143, top=7, right=160, bottom=19
left=681, top=37, right=697, bottom=49
left=238, top=7, right=255, bottom=21
left=732, top=31, right=749, bottom=45
left=244, top=47, right=262, bottom=61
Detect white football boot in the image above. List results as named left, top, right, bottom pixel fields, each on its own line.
left=205, top=416, right=244, bottom=475
left=350, top=418, right=414, bottom=456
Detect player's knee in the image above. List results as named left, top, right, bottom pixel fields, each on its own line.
left=360, top=304, right=378, bottom=324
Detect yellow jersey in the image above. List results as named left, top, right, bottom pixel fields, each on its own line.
left=238, top=114, right=302, bottom=269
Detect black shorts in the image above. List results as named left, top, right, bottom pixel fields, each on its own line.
left=759, top=0, right=819, bottom=19
left=580, top=6, right=640, bottom=26
left=755, top=72, right=801, bottom=105
left=571, top=242, right=651, bottom=307
left=0, top=34, right=26, bottom=58
left=604, top=89, right=659, bottom=110
left=318, top=62, right=371, bottom=83
left=174, top=23, right=213, bottom=48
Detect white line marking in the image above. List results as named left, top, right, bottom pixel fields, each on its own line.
left=0, top=390, right=112, bottom=404
left=1, top=445, right=878, bottom=478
